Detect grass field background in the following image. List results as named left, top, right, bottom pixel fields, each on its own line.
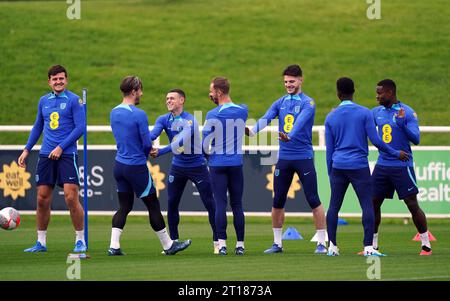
left=1, top=215, right=449, bottom=281
left=0, top=0, right=449, bottom=145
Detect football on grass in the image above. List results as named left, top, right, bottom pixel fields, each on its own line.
left=0, top=207, right=21, bottom=230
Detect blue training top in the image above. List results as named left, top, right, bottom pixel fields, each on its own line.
left=251, top=92, right=315, bottom=160
left=150, top=111, right=206, bottom=168
left=325, top=100, right=400, bottom=175
left=110, top=104, right=152, bottom=165
left=372, top=102, right=419, bottom=167
left=202, top=102, right=248, bottom=167
left=25, top=89, right=85, bottom=156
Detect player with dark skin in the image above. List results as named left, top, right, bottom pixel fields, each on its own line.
left=372, top=81, right=430, bottom=255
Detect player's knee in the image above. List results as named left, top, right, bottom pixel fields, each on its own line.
left=118, top=205, right=132, bottom=215
left=37, top=197, right=51, bottom=210
left=167, top=201, right=179, bottom=211
left=64, top=185, right=79, bottom=203
left=404, top=199, right=420, bottom=213
left=143, top=194, right=161, bottom=212
left=273, top=197, right=286, bottom=209
left=64, top=193, right=80, bottom=207
left=309, top=199, right=322, bottom=210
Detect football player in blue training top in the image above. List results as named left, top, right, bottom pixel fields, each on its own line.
left=246, top=64, right=328, bottom=254
left=203, top=77, right=248, bottom=255
left=19, top=65, right=87, bottom=253
left=108, top=76, right=191, bottom=256
left=372, top=79, right=431, bottom=256
left=325, top=77, right=409, bottom=256
left=150, top=88, right=218, bottom=253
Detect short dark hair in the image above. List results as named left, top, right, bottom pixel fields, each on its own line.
left=283, top=64, right=302, bottom=77
left=377, top=79, right=396, bottom=94
left=48, top=65, right=67, bottom=79
left=212, top=77, right=230, bottom=95
left=168, top=88, right=186, bottom=99
left=120, top=76, right=143, bottom=96
left=336, top=77, right=355, bottom=95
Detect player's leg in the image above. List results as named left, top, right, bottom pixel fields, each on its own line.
left=191, top=165, right=218, bottom=251
left=350, top=167, right=383, bottom=256
left=167, top=166, right=188, bottom=240
left=210, top=166, right=229, bottom=255
left=25, top=156, right=56, bottom=252
left=326, top=168, right=349, bottom=256
left=371, top=165, right=394, bottom=250
left=141, top=192, right=191, bottom=255
left=58, top=154, right=86, bottom=252
left=63, top=184, right=86, bottom=251
left=36, top=185, right=53, bottom=231
left=404, top=195, right=431, bottom=254
left=296, top=159, right=327, bottom=253
left=109, top=161, right=134, bottom=255
left=395, top=166, right=430, bottom=254
left=133, top=164, right=191, bottom=255
left=227, top=166, right=245, bottom=255
left=372, top=197, right=384, bottom=249
left=264, top=160, right=294, bottom=253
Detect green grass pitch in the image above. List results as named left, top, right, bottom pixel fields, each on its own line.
left=0, top=0, right=449, bottom=146
left=1, top=215, right=449, bottom=281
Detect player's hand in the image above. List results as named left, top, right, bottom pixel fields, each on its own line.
left=18, top=149, right=29, bottom=168
left=245, top=127, right=254, bottom=137
left=278, top=132, right=290, bottom=142
left=398, top=150, right=410, bottom=162
left=397, top=107, right=405, bottom=119
left=150, top=148, right=159, bottom=158
left=48, top=146, right=63, bottom=160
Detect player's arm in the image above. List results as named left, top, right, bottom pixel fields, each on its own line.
left=157, top=119, right=193, bottom=157
left=57, top=98, right=85, bottom=153
left=248, top=100, right=279, bottom=136
left=202, top=112, right=214, bottom=157
left=325, top=119, right=335, bottom=176
left=286, top=99, right=315, bottom=140
left=396, top=108, right=420, bottom=145
left=19, top=100, right=44, bottom=167
left=150, top=116, right=165, bottom=141
left=365, top=112, right=409, bottom=161
left=137, top=112, right=152, bottom=156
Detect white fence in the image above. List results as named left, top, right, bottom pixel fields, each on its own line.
left=1, top=125, right=450, bottom=151
left=1, top=125, right=450, bottom=218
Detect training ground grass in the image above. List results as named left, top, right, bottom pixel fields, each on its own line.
left=0, top=0, right=449, bottom=145
left=1, top=215, right=449, bottom=281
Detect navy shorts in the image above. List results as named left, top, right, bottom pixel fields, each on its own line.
left=273, top=159, right=321, bottom=209
left=169, top=164, right=212, bottom=187
left=35, top=154, right=80, bottom=188
left=113, top=161, right=156, bottom=198
left=372, top=165, right=419, bottom=200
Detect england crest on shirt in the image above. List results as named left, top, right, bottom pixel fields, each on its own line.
left=60, top=103, right=67, bottom=110
left=294, top=106, right=300, bottom=113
